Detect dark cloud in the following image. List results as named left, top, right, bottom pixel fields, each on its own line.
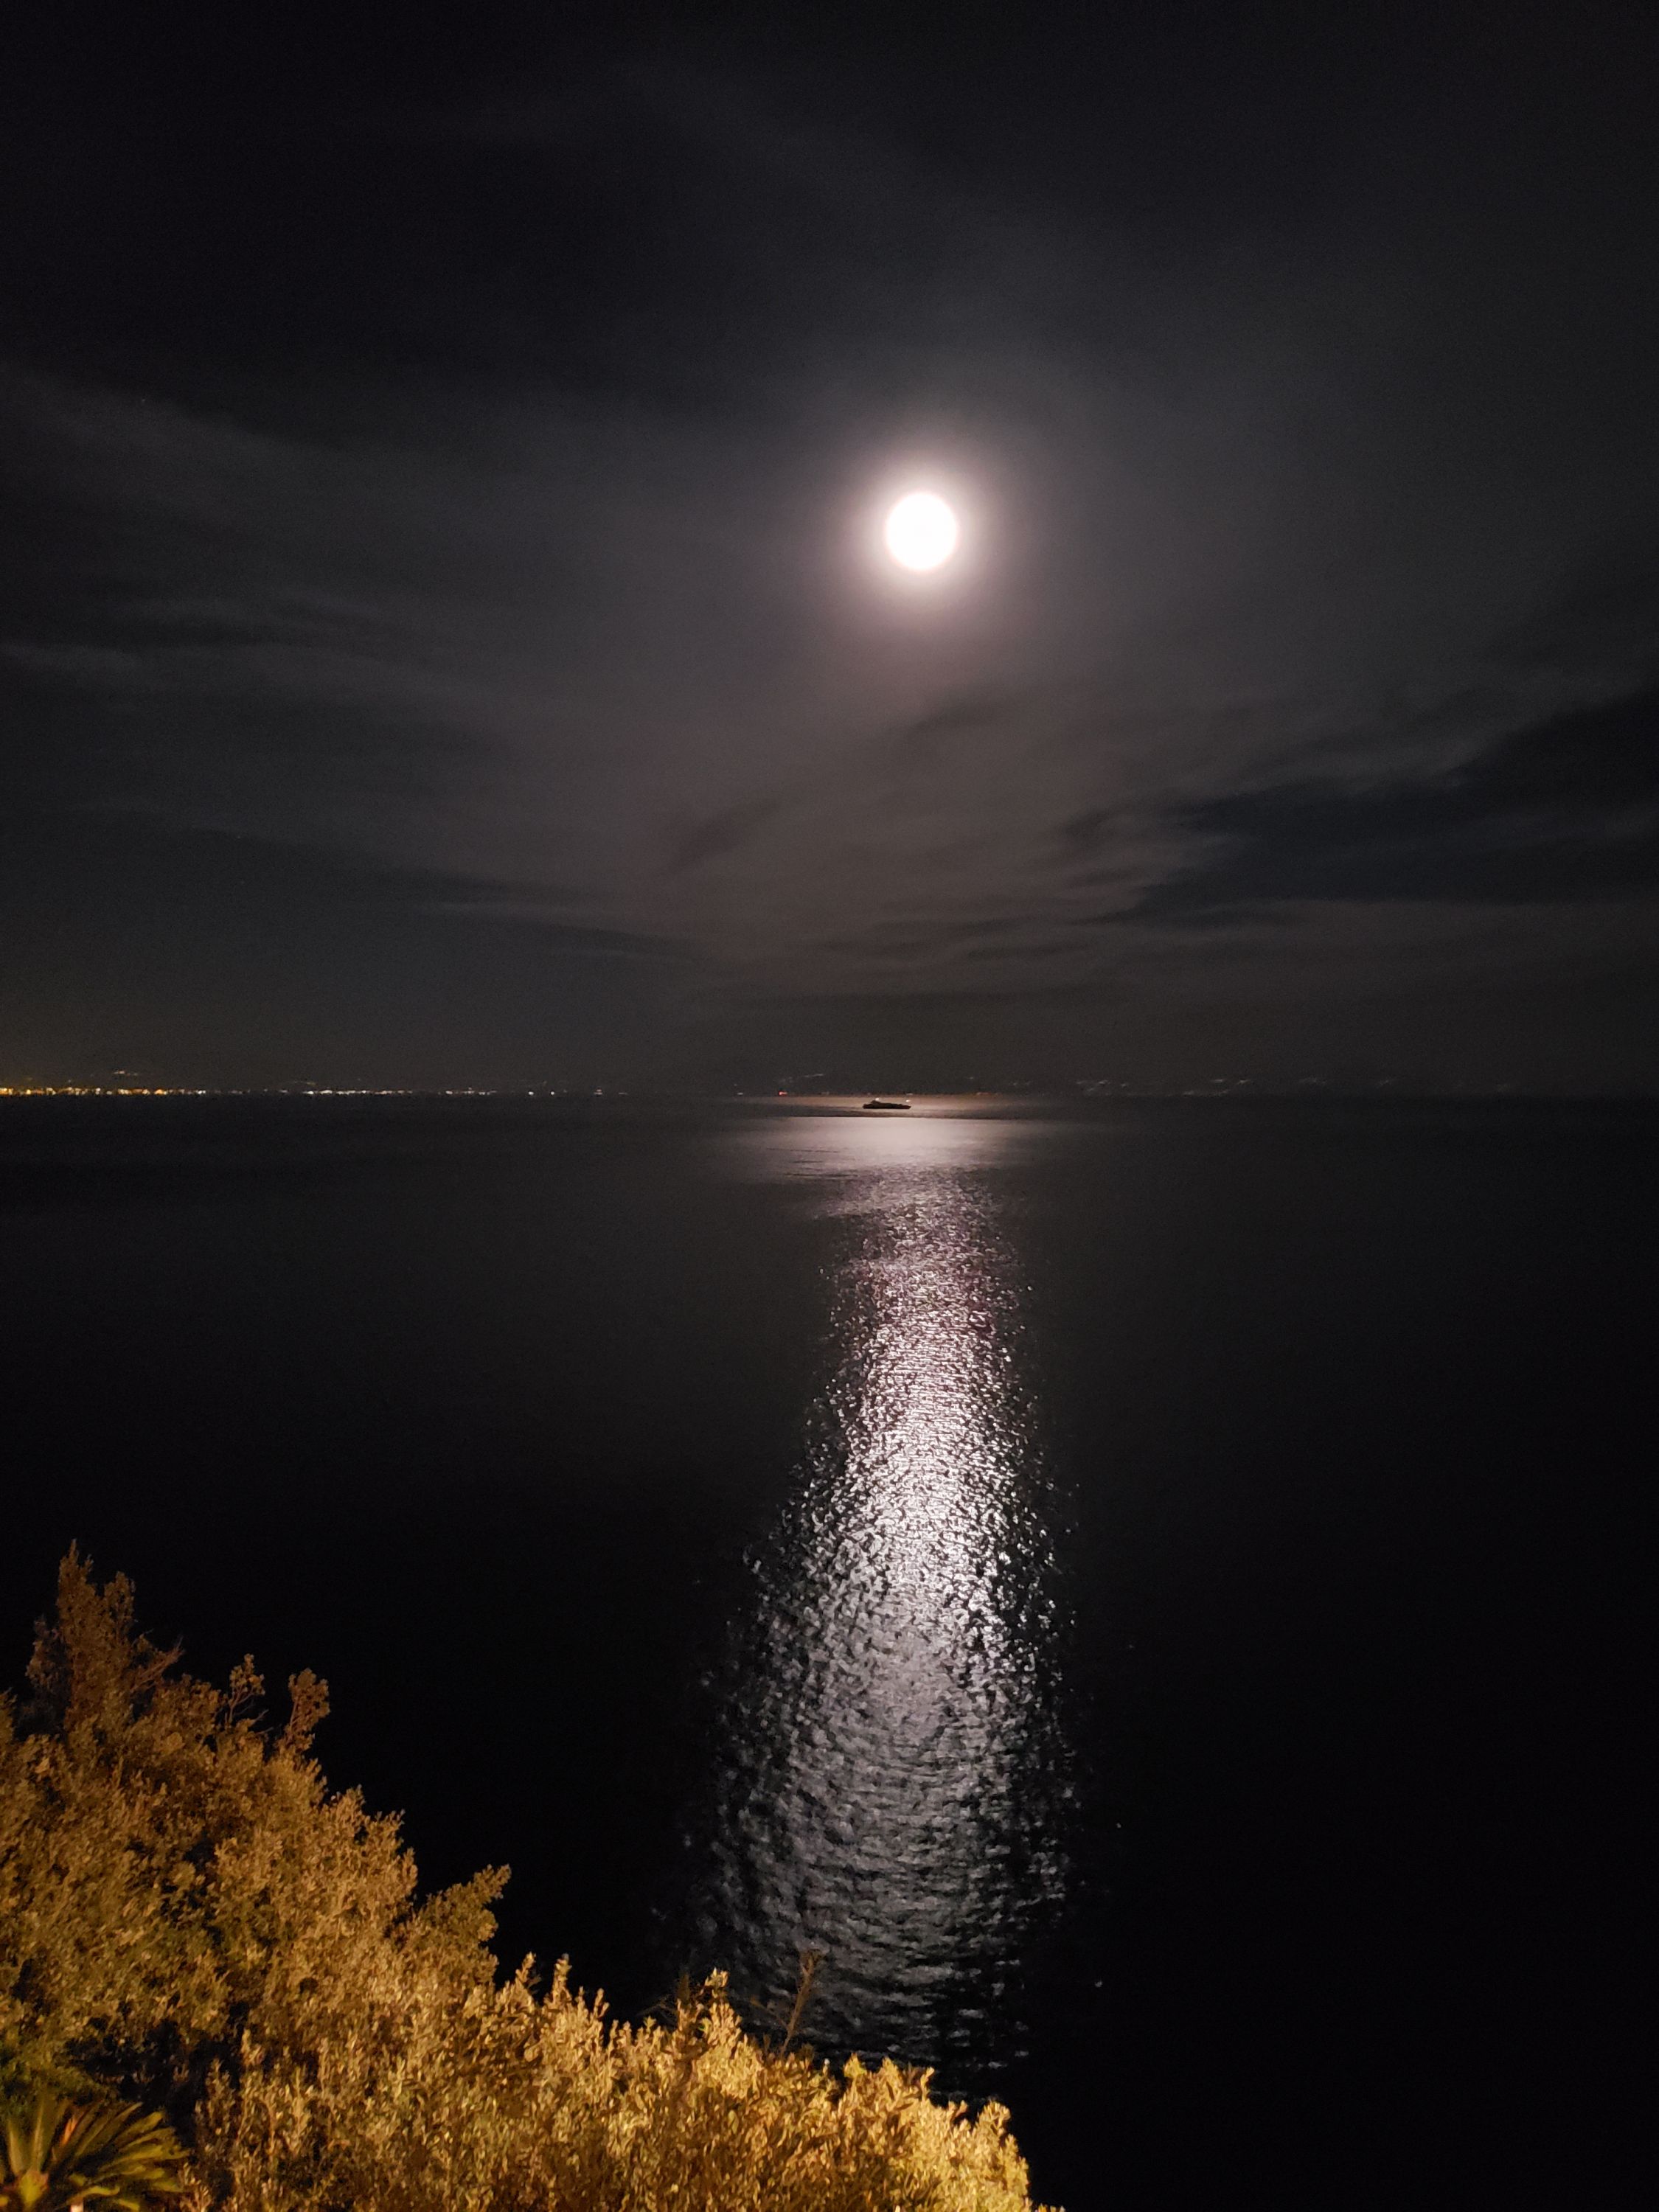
left=664, top=798, right=783, bottom=877
left=1146, top=685, right=1659, bottom=914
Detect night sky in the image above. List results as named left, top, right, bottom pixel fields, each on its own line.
left=4, top=4, right=1657, bottom=1091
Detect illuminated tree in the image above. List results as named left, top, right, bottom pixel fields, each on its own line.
left=0, top=1557, right=1054, bottom=2211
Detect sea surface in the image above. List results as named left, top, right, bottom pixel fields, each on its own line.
left=3, top=1096, right=1652, bottom=2208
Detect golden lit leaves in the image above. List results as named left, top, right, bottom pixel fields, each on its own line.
left=0, top=1557, right=1057, bottom=2211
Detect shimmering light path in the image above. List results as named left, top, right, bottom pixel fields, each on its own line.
left=694, top=1111, right=1071, bottom=2065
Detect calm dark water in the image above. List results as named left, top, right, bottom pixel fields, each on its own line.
left=4, top=1096, right=1653, bottom=2208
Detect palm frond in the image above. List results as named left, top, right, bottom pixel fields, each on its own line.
left=0, top=2093, right=184, bottom=2212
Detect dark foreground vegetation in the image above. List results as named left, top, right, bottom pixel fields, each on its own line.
left=1, top=1558, right=1051, bottom=2212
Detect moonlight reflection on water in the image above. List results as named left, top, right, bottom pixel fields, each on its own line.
left=694, top=1112, right=1072, bottom=2067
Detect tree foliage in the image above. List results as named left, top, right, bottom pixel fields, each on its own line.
left=1, top=1557, right=1054, bottom=2211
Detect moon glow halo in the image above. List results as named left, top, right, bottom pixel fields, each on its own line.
left=884, top=491, right=960, bottom=572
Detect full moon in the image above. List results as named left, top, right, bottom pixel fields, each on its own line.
left=884, top=490, right=959, bottom=571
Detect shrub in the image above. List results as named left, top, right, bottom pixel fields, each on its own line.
left=1, top=1557, right=1054, bottom=2211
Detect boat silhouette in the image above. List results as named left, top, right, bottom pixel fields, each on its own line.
left=861, top=1098, right=911, bottom=1110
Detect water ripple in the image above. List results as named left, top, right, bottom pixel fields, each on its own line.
left=692, top=1114, right=1071, bottom=2067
